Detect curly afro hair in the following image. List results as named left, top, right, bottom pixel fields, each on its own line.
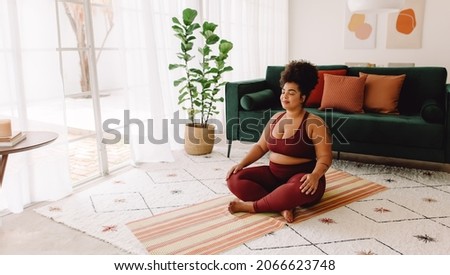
left=279, top=60, right=318, bottom=100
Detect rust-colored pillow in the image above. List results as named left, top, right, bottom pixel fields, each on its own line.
left=360, top=73, right=406, bottom=114
left=305, top=69, right=347, bottom=107
left=319, top=74, right=367, bottom=113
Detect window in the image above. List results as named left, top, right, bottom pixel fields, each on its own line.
left=56, top=0, right=130, bottom=184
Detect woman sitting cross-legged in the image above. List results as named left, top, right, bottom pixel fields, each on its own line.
left=226, top=60, right=333, bottom=223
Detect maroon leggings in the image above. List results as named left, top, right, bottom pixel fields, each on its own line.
left=227, top=161, right=326, bottom=212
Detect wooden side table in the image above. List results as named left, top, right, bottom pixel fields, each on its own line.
left=0, top=131, right=58, bottom=187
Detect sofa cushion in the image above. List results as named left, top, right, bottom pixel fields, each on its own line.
left=347, top=67, right=447, bottom=114
left=306, top=69, right=347, bottom=107
left=240, top=89, right=276, bottom=111
left=319, top=74, right=367, bottom=113
left=421, top=99, right=444, bottom=123
left=360, top=72, right=406, bottom=114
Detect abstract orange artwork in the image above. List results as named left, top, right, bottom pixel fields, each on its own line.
left=387, top=0, right=425, bottom=48
left=348, top=14, right=373, bottom=40
left=396, top=8, right=417, bottom=35
left=344, top=9, right=377, bottom=49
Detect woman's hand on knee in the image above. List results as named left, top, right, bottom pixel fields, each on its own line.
left=226, top=164, right=244, bottom=180
left=299, top=173, right=319, bottom=195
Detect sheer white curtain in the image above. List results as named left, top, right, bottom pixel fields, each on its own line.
left=203, top=0, right=289, bottom=79
left=0, top=0, right=71, bottom=213
left=202, top=0, right=289, bottom=123
left=0, top=0, right=287, bottom=211
left=114, top=0, right=288, bottom=163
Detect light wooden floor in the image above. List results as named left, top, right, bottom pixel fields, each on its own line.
left=0, top=169, right=132, bottom=255
left=0, top=204, right=127, bottom=255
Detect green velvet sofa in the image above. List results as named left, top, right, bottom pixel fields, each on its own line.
left=225, top=65, right=450, bottom=163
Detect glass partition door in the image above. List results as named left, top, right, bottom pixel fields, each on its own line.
left=56, top=0, right=130, bottom=185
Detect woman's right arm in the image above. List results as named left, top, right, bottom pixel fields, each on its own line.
left=225, top=141, right=268, bottom=180
left=226, top=112, right=280, bottom=179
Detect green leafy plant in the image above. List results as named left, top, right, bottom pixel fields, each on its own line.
left=169, top=8, right=233, bottom=128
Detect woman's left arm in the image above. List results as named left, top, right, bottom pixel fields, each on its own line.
left=299, top=115, right=333, bottom=195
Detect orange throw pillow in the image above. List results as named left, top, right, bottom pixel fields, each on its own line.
left=319, top=74, right=367, bottom=113
left=305, top=69, right=347, bottom=107
left=360, top=73, right=406, bottom=114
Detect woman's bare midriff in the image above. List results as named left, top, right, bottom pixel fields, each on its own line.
left=269, top=152, right=314, bottom=165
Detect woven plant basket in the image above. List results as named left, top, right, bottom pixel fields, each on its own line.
left=184, top=123, right=215, bottom=155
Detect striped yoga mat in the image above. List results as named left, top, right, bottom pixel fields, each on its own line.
left=126, top=195, right=284, bottom=255
left=289, top=168, right=387, bottom=223
left=127, top=168, right=387, bottom=255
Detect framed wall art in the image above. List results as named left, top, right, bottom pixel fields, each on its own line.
left=386, top=0, right=425, bottom=49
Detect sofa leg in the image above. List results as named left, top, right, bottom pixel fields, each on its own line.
left=227, top=140, right=232, bottom=158
left=337, top=151, right=341, bottom=160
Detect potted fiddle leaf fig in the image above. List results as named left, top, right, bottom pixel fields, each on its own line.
left=169, top=8, right=233, bottom=155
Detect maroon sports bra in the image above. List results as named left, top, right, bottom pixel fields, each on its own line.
left=266, top=112, right=316, bottom=159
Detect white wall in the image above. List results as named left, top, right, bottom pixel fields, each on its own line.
left=289, top=0, right=450, bottom=82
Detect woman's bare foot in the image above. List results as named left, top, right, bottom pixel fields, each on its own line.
left=280, top=209, right=295, bottom=223
left=228, top=199, right=255, bottom=213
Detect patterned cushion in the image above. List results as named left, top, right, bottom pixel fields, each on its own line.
left=305, top=69, right=347, bottom=107
left=319, top=74, right=367, bottom=113
left=360, top=73, right=406, bottom=114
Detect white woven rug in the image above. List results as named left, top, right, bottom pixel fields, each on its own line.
left=35, top=146, right=450, bottom=255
